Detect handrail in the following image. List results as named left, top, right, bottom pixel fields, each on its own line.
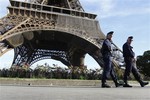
left=111, top=42, right=125, bottom=69
left=9, top=0, right=97, bottom=19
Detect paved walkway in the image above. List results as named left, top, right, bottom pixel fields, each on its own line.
left=0, top=85, right=150, bottom=100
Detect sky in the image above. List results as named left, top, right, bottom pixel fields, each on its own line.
left=0, top=0, right=150, bottom=69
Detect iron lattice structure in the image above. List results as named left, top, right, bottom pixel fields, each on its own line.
left=0, top=0, right=124, bottom=68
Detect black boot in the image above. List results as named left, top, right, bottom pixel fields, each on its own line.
left=123, top=83, right=132, bottom=87
left=140, top=81, right=149, bottom=87
left=102, top=83, right=111, bottom=88
left=123, top=81, right=132, bottom=87
left=115, top=82, right=123, bottom=87
left=113, top=79, right=123, bottom=87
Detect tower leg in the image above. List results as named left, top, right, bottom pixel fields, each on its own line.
left=71, top=49, right=86, bottom=67
left=12, top=43, right=33, bottom=67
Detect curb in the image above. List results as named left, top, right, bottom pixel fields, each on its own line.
left=0, top=78, right=149, bottom=87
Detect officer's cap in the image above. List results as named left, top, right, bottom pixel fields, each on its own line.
left=107, top=31, right=114, bottom=36
left=128, top=36, right=133, bottom=41
left=128, top=36, right=133, bottom=39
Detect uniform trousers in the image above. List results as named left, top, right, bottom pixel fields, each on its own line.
left=102, top=55, right=118, bottom=84
left=124, top=57, right=142, bottom=83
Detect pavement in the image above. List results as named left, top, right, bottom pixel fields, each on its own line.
left=0, top=79, right=150, bottom=100
left=1, top=78, right=149, bottom=87
left=0, top=85, right=150, bottom=100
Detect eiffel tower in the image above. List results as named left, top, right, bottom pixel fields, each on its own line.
left=0, top=0, right=123, bottom=68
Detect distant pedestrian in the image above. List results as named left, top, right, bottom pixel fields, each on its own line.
left=101, top=31, right=122, bottom=88
left=122, top=36, right=149, bottom=87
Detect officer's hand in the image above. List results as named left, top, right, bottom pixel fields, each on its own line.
left=132, top=58, right=136, bottom=62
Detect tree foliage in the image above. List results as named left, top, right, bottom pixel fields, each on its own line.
left=137, top=50, right=150, bottom=77
left=0, top=63, right=102, bottom=80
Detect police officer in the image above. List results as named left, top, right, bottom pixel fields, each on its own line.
left=101, top=31, right=122, bottom=88
left=122, top=36, right=149, bottom=87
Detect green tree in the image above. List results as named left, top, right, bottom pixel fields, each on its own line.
left=137, top=50, right=150, bottom=77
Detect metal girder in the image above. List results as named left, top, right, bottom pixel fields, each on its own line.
left=12, top=44, right=71, bottom=66
left=22, top=0, right=84, bottom=11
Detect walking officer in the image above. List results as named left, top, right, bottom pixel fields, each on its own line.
left=122, top=36, right=149, bottom=87
left=101, top=31, right=122, bottom=88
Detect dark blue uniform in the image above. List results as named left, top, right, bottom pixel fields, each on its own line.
left=123, top=42, right=143, bottom=84
left=101, top=39, right=118, bottom=86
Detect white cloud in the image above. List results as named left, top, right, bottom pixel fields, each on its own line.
left=5, top=50, right=14, bottom=56
left=98, top=0, right=115, bottom=13
left=81, top=0, right=98, bottom=3
left=81, top=0, right=150, bottom=19
left=100, top=7, right=150, bottom=18
left=0, top=0, right=10, bottom=17
left=81, top=0, right=115, bottom=13
left=0, top=50, right=14, bottom=69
